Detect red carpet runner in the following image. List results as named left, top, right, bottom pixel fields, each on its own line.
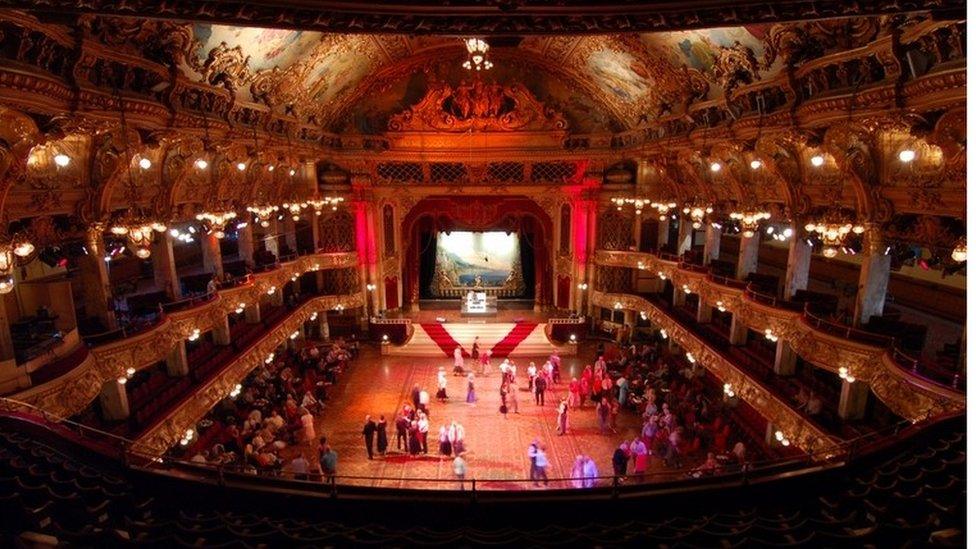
left=490, top=323, right=538, bottom=358
left=420, top=323, right=470, bottom=358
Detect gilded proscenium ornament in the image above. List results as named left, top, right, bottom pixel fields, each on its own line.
left=133, top=293, right=364, bottom=455
left=591, top=249, right=965, bottom=422
left=7, top=252, right=359, bottom=419
left=591, top=289, right=837, bottom=457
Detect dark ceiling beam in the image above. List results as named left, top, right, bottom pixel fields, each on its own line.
left=2, top=0, right=965, bottom=35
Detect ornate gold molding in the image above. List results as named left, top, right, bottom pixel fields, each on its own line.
left=591, top=289, right=837, bottom=456
left=8, top=252, right=359, bottom=418
left=593, top=250, right=965, bottom=422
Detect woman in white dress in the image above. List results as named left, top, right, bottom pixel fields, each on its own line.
left=453, top=345, right=465, bottom=375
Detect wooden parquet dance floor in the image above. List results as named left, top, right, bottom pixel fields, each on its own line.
left=286, top=343, right=683, bottom=490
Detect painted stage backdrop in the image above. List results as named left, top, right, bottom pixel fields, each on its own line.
left=431, top=231, right=525, bottom=296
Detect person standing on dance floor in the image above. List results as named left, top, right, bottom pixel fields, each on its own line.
left=556, top=398, right=569, bottom=435
left=466, top=373, right=477, bottom=404
left=535, top=445, right=550, bottom=487
left=419, top=387, right=430, bottom=415
left=417, top=411, right=430, bottom=454
left=508, top=377, right=520, bottom=414
left=571, top=455, right=585, bottom=489
left=449, top=420, right=465, bottom=455
left=453, top=345, right=465, bottom=375
left=395, top=412, right=409, bottom=452
left=596, top=397, right=610, bottom=434
left=411, top=384, right=421, bottom=409
left=480, top=349, right=492, bottom=376
left=436, top=367, right=449, bottom=403
left=499, top=382, right=509, bottom=418
left=471, top=336, right=480, bottom=372
left=549, top=350, right=562, bottom=384
left=438, top=425, right=452, bottom=458
left=527, top=362, right=537, bottom=391
left=527, top=440, right=540, bottom=484
left=583, top=455, right=599, bottom=488
left=453, top=454, right=467, bottom=489
left=534, top=371, right=547, bottom=405
left=408, top=420, right=421, bottom=455
left=568, top=377, right=581, bottom=409
left=376, top=415, right=388, bottom=457
left=362, top=415, right=377, bottom=460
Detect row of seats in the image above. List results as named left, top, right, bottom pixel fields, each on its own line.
left=0, top=413, right=965, bottom=546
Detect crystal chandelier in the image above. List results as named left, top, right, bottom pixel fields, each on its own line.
left=0, top=232, right=35, bottom=294
left=730, top=207, right=771, bottom=238
left=281, top=201, right=308, bottom=222
left=306, top=195, right=345, bottom=215
left=195, top=207, right=238, bottom=239
left=803, top=209, right=864, bottom=258
left=682, top=202, right=714, bottom=229
left=109, top=213, right=166, bottom=259
left=246, top=203, right=279, bottom=228
left=651, top=201, right=677, bottom=221
left=611, top=197, right=654, bottom=216
left=462, top=38, right=493, bottom=71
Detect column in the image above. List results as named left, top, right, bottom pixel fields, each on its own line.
left=703, top=223, right=721, bottom=265
left=99, top=379, right=130, bottom=420
left=736, top=234, right=760, bottom=280
left=212, top=315, right=231, bottom=346
left=309, top=208, right=322, bottom=253
left=201, top=233, right=224, bottom=279
left=853, top=225, right=891, bottom=325
left=676, top=218, right=693, bottom=256
left=238, top=222, right=255, bottom=268
left=318, top=315, right=330, bottom=340
left=269, top=287, right=284, bottom=307
left=244, top=302, right=261, bottom=324
left=773, top=340, right=797, bottom=375
left=264, top=219, right=280, bottom=257
left=632, top=213, right=643, bottom=252
left=656, top=219, right=669, bottom=251
left=165, top=341, right=189, bottom=376
left=838, top=380, right=869, bottom=420
left=783, top=235, right=812, bottom=299
left=729, top=314, right=748, bottom=345
left=79, top=227, right=117, bottom=330
left=282, top=216, right=298, bottom=253
left=672, top=285, right=686, bottom=308
left=152, top=232, right=181, bottom=299
left=696, top=299, right=712, bottom=323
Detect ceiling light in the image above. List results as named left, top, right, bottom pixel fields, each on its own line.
left=951, top=238, right=967, bottom=263
left=236, top=162, right=247, bottom=171
left=289, top=168, right=296, bottom=177
left=709, top=162, right=722, bottom=172
left=195, top=158, right=208, bottom=170
left=53, top=153, right=70, bottom=167
left=267, top=165, right=275, bottom=172
left=898, top=149, right=916, bottom=163
left=749, top=159, right=762, bottom=170
left=138, top=157, right=152, bottom=170
left=810, top=154, right=825, bottom=167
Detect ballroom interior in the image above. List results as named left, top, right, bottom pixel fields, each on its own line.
left=0, top=0, right=966, bottom=546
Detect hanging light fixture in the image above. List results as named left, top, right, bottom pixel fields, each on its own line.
left=803, top=208, right=865, bottom=258
left=682, top=201, right=714, bottom=230
left=281, top=201, right=308, bottom=222
left=247, top=203, right=279, bottom=228
left=951, top=237, right=967, bottom=263
left=611, top=197, right=654, bottom=216
left=0, top=230, right=35, bottom=294
left=651, top=201, right=677, bottom=221
left=729, top=205, right=771, bottom=238
left=195, top=207, right=238, bottom=239
left=461, top=37, right=492, bottom=71
left=306, top=194, right=345, bottom=215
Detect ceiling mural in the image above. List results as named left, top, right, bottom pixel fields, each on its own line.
left=192, top=24, right=323, bottom=72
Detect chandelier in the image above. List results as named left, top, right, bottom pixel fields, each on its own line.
left=306, top=194, right=345, bottom=215
left=246, top=203, right=279, bottom=228
left=682, top=202, right=714, bottom=229
left=951, top=237, right=967, bottom=263
left=729, top=207, right=771, bottom=238
left=195, top=207, right=238, bottom=239
left=281, top=201, right=308, bottom=222
left=0, top=232, right=35, bottom=294
left=651, top=201, right=677, bottom=221
left=109, top=212, right=166, bottom=259
left=803, top=210, right=864, bottom=258
left=462, top=38, right=493, bottom=71
left=611, top=197, right=655, bottom=216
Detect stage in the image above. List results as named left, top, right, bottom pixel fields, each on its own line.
left=281, top=344, right=676, bottom=490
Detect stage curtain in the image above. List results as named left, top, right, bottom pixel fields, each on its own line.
left=518, top=230, right=535, bottom=299
left=418, top=228, right=436, bottom=299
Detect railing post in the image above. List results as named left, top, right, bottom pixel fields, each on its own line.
left=612, top=474, right=619, bottom=498
left=470, top=479, right=477, bottom=503
left=330, top=475, right=337, bottom=498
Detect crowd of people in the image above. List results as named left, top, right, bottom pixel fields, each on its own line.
left=174, top=338, right=357, bottom=480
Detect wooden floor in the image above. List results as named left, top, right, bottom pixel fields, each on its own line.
left=284, top=343, right=685, bottom=490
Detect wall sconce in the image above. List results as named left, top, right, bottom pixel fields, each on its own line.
left=265, top=353, right=275, bottom=364
left=235, top=302, right=245, bottom=314
left=188, top=328, right=201, bottom=342
left=658, top=271, right=667, bottom=280
left=838, top=367, right=855, bottom=383
left=309, top=312, right=318, bottom=321
left=774, top=430, right=791, bottom=447
left=382, top=334, right=390, bottom=343
left=289, top=330, right=300, bottom=340
left=764, top=329, right=778, bottom=342
left=660, top=329, right=668, bottom=340
left=577, top=282, right=588, bottom=290
left=685, top=352, right=696, bottom=364
left=569, top=334, right=577, bottom=342
left=723, top=383, right=735, bottom=398
left=682, top=284, right=691, bottom=294
left=716, top=300, right=726, bottom=312
left=267, top=286, right=277, bottom=295
left=614, top=302, right=623, bottom=310
left=639, top=311, right=648, bottom=320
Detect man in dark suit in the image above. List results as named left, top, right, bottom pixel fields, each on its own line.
left=535, top=375, right=547, bottom=405
left=362, top=415, right=377, bottom=460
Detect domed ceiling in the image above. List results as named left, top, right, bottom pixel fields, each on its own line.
left=174, top=16, right=891, bottom=135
